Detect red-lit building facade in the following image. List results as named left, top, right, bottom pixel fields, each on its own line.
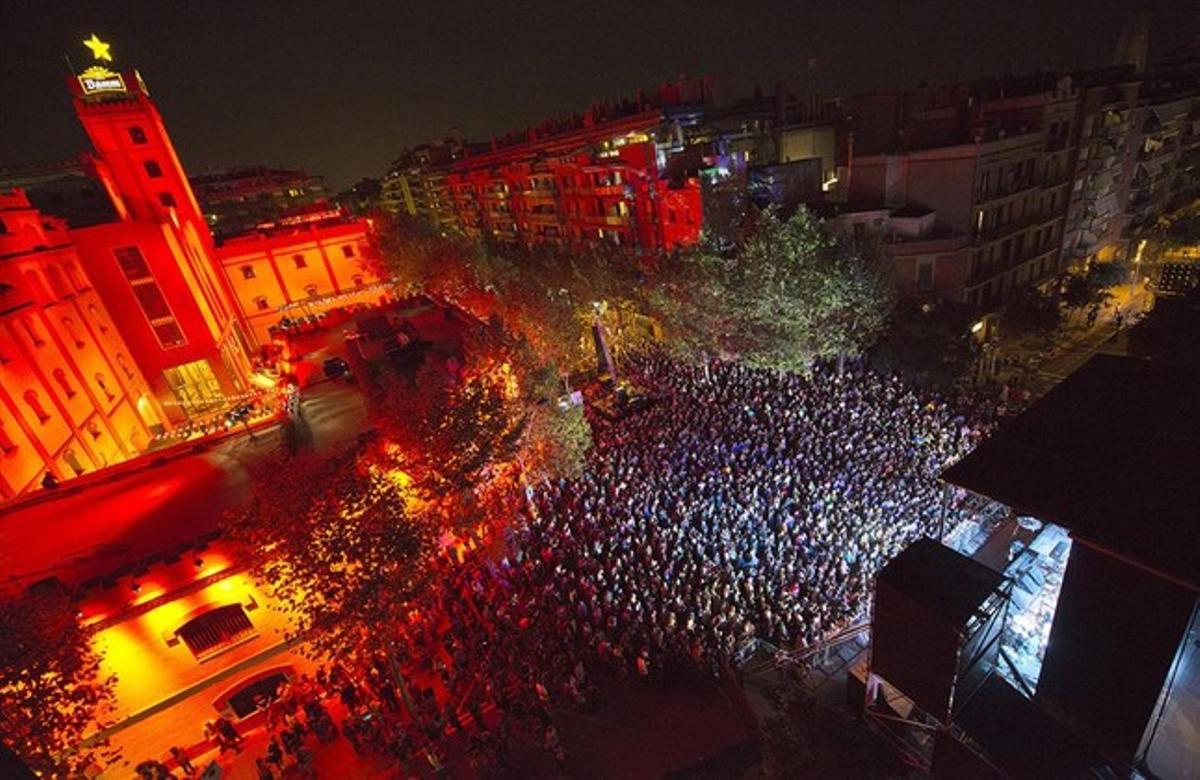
left=1, top=47, right=377, bottom=496
left=0, top=191, right=166, bottom=498
left=215, top=210, right=381, bottom=344
left=443, top=92, right=708, bottom=253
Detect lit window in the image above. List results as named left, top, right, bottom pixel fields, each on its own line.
left=241, top=265, right=256, bottom=280
left=23, top=389, right=50, bottom=423
left=144, top=160, right=163, bottom=178
left=293, top=254, right=307, bottom=269
left=53, top=368, right=77, bottom=398
left=159, top=193, right=177, bottom=208
left=254, top=296, right=269, bottom=311
left=341, top=244, right=355, bottom=258
left=129, top=126, right=148, bottom=145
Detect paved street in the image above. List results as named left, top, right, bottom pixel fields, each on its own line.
left=0, top=378, right=367, bottom=590
left=183, top=673, right=754, bottom=780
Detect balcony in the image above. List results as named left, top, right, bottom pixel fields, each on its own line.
left=578, top=214, right=630, bottom=227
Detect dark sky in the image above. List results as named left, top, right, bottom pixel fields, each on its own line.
left=2, top=1, right=1196, bottom=190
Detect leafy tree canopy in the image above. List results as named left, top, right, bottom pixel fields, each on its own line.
left=0, top=588, right=118, bottom=777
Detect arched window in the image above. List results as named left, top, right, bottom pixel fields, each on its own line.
left=64, top=261, right=86, bottom=291
left=88, top=304, right=109, bottom=334
left=95, top=372, right=115, bottom=401
left=63, top=448, right=84, bottom=476
left=0, top=420, right=17, bottom=455
left=45, top=265, right=70, bottom=299
left=117, top=353, right=134, bottom=379
left=62, top=317, right=85, bottom=348
left=22, top=270, right=50, bottom=303
left=23, top=389, right=50, bottom=422
left=21, top=317, right=45, bottom=347
left=52, top=368, right=76, bottom=398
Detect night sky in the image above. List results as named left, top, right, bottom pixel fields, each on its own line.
left=2, top=1, right=1197, bottom=189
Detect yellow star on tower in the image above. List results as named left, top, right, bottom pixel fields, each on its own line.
left=82, top=34, right=113, bottom=62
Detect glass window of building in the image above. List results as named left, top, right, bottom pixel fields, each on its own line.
left=293, top=254, right=307, bottom=269
left=144, top=160, right=163, bottom=178
left=128, top=126, right=148, bottom=145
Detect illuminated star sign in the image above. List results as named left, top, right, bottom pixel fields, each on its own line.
left=83, top=34, right=113, bottom=62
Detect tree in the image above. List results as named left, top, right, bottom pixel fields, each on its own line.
left=371, top=340, right=528, bottom=534
left=1002, top=286, right=1062, bottom=339
left=871, top=299, right=978, bottom=386
left=650, top=208, right=892, bottom=373
left=225, top=450, right=435, bottom=668
left=368, top=211, right=496, bottom=317
left=520, top=399, right=592, bottom=484
left=0, top=588, right=118, bottom=777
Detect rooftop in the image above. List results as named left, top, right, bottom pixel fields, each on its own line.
left=877, top=538, right=1005, bottom=628
left=942, top=354, right=1200, bottom=591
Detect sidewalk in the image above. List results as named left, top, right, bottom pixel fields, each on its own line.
left=991, top=282, right=1152, bottom=399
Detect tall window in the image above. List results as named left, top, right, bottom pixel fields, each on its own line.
left=341, top=244, right=355, bottom=258
left=917, top=260, right=935, bottom=292
left=144, top=160, right=163, bottom=178
left=52, top=368, right=76, bottom=398
left=62, top=317, right=85, bottom=348
left=293, top=254, right=307, bottom=269
left=95, top=372, right=115, bottom=401
left=177, top=604, right=255, bottom=658
left=117, top=354, right=135, bottom=379
left=45, top=265, right=70, bottom=298
left=0, top=421, right=16, bottom=455
left=23, top=390, right=50, bottom=423
left=22, top=317, right=45, bottom=347
left=64, top=262, right=86, bottom=291
left=88, top=304, right=109, bottom=333
left=114, top=246, right=185, bottom=348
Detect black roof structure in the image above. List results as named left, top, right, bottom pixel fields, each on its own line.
left=877, top=537, right=1005, bottom=628
left=953, top=675, right=1118, bottom=779
left=942, top=355, right=1200, bottom=591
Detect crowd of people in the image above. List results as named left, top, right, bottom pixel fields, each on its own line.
left=148, top=353, right=996, bottom=777
left=353, top=352, right=994, bottom=773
